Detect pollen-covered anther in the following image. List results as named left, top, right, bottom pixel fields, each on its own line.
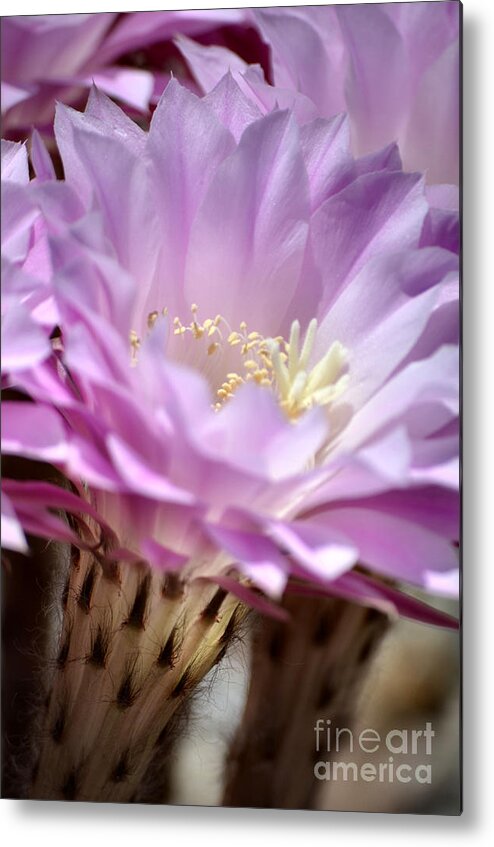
left=147, top=311, right=159, bottom=330
left=173, top=305, right=224, bottom=344
left=129, top=330, right=141, bottom=365
left=173, top=316, right=187, bottom=336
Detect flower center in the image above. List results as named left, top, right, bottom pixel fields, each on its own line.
left=131, top=306, right=349, bottom=420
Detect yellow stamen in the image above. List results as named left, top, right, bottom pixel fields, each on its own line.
left=131, top=306, right=348, bottom=417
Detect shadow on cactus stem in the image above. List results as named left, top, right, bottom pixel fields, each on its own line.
left=222, top=591, right=389, bottom=810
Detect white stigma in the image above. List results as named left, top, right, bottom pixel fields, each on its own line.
left=267, top=319, right=349, bottom=419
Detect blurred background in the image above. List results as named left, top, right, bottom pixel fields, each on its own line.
left=168, top=598, right=460, bottom=814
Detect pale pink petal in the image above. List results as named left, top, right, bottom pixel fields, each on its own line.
left=185, top=109, right=310, bottom=334
left=311, top=171, right=428, bottom=311
left=424, top=568, right=460, bottom=597
left=316, top=506, right=458, bottom=586
left=144, top=79, right=235, bottom=324
left=1, top=303, right=51, bottom=372
left=30, top=130, right=56, bottom=182
left=203, top=72, right=263, bottom=142
left=175, top=35, right=248, bottom=94
left=1, top=139, right=29, bottom=183
left=2, top=402, right=68, bottom=464
left=1, top=492, right=28, bottom=553
left=268, top=520, right=358, bottom=581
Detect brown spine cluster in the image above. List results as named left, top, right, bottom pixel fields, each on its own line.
left=30, top=540, right=245, bottom=803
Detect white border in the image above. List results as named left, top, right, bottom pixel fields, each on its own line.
left=2, top=0, right=494, bottom=843
left=0, top=0, right=472, bottom=17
